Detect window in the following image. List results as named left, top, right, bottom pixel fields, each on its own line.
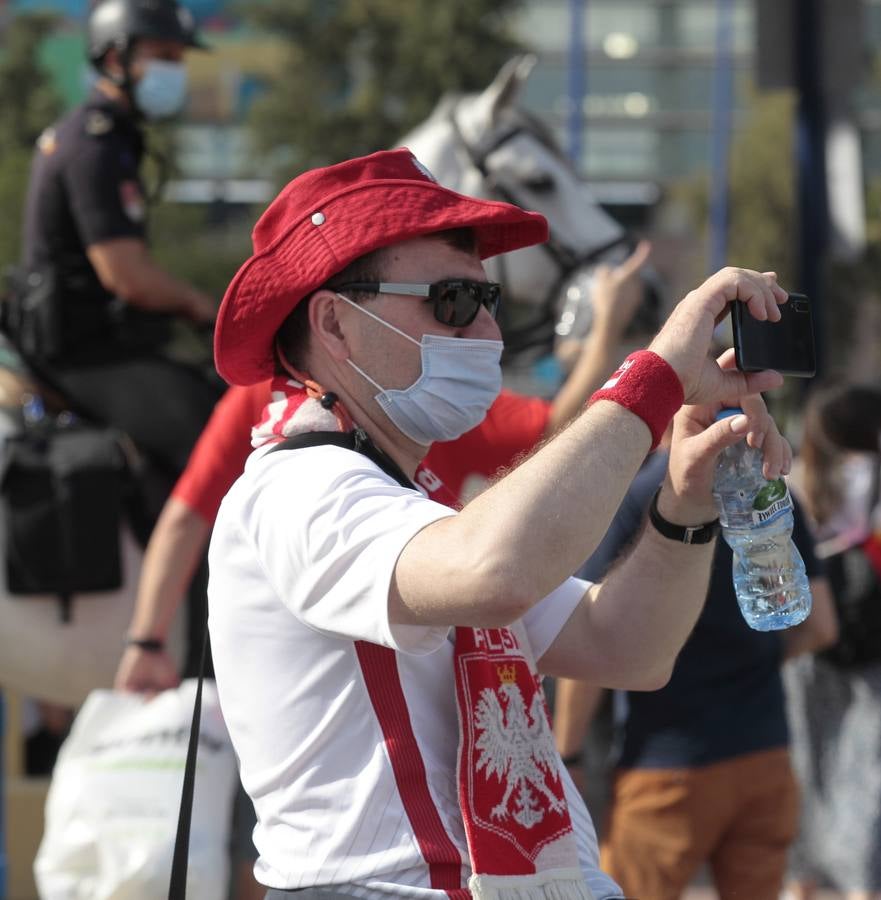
left=581, top=127, right=659, bottom=177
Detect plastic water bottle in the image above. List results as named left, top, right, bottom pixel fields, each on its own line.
left=712, top=408, right=812, bottom=631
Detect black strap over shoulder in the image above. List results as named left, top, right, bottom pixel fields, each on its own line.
left=269, top=428, right=415, bottom=490
left=168, top=426, right=413, bottom=899
left=168, top=630, right=208, bottom=899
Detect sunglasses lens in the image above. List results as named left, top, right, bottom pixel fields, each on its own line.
left=434, top=282, right=501, bottom=326
left=434, top=287, right=459, bottom=326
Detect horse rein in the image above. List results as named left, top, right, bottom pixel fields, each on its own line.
left=446, top=104, right=630, bottom=356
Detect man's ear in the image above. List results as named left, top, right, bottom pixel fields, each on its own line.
left=308, top=290, right=350, bottom=361
left=98, top=46, right=128, bottom=85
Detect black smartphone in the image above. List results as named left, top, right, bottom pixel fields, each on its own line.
left=731, top=292, right=816, bottom=377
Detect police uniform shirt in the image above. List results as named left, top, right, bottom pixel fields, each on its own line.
left=22, top=88, right=147, bottom=283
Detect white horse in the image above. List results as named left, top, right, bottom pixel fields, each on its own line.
left=399, top=55, right=658, bottom=375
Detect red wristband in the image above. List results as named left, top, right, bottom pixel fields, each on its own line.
left=589, top=350, right=684, bottom=450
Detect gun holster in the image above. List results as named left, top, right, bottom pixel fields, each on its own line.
left=1, top=265, right=63, bottom=362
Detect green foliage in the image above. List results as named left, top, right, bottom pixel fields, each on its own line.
left=729, top=91, right=805, bottom=428
left=668, top=89, right=797, bottom=286
left=665, top=89, right=801, bottom=425
left=149, top=201, right=254, bottom=302
left=149, top=199, right=256, bottom=365
left=726, top=93, right=800, bottom=426
left=0, top=13, right=63, bottom=153
left=0, top=152, right=36, bottom=274
left=145, top=125, right=254, bottom=306
left=0, top=13, right=64, bottom=270
left=240, top=0, right=526, bottom=180
left=726, top=90, right=797, bottom=287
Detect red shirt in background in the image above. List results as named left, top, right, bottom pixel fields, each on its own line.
left=172, top=380, right=271, bottom=522
left=420, top=390, right=550, bottom=500
left=172, top=383, right=551, bottom=523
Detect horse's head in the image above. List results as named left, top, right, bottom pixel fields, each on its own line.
left=399, top=55, right=655, bottom=364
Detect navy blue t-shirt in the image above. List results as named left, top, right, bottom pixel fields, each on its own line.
left=18, top=90, right=164, bottom=360
left=580, top=451, right=823, bottom=768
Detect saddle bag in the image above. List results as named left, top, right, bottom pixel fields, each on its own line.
left=1, top=417, right=129, bottom=620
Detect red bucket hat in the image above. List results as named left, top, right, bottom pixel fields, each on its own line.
left=214, top=147, right=549, bottom=385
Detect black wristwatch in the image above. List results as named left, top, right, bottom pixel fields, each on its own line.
left=125, top=636, right=165, bottom=653
left=648, top=488, right=720, bottom=545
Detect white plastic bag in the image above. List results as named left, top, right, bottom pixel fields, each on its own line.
left=34, top=680, right=238, bottom=900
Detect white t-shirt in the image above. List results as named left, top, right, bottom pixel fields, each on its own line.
left=208, top=444, right=622, bottom=899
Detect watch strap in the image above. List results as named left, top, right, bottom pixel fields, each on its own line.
left=126, top=636, right=165, bottom=652
left=648, top=489, right=720, bottom=545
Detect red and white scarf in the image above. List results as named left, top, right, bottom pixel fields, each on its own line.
left=253, top=376, right=593, bottom=900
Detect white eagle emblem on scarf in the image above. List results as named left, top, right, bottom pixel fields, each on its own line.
left=474, top=667, right=566, bottom=829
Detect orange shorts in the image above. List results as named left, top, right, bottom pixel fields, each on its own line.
left=601, top=747, right=799, bottom=900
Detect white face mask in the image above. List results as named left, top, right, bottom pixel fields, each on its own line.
left=337, top=294, right=503, bottom=445
left=134, top=60, right=188, bottom=120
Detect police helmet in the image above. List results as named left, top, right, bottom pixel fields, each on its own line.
left=87, top=0, right=206, bottom=67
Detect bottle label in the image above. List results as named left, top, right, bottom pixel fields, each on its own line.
left=751, top=479, right=792, bottom=526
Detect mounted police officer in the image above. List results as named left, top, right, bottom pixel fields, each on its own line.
left=13, top=0, right=224, bottom=519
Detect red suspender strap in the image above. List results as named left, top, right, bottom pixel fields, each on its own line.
left=355, top=641, right=469, bottom=899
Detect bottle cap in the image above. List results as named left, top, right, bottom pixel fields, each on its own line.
left=715, top=407, right=744, bottom=422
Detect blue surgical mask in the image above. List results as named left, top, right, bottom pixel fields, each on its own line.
left=134, top=60, right=188, bottom=120
left=337, top=294, right=503, bottom=445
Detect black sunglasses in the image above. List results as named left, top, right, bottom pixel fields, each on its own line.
left=334, top=280, right=502, bottom=328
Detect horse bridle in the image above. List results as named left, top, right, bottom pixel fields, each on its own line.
left=447, top=104, right=631, bottom=356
